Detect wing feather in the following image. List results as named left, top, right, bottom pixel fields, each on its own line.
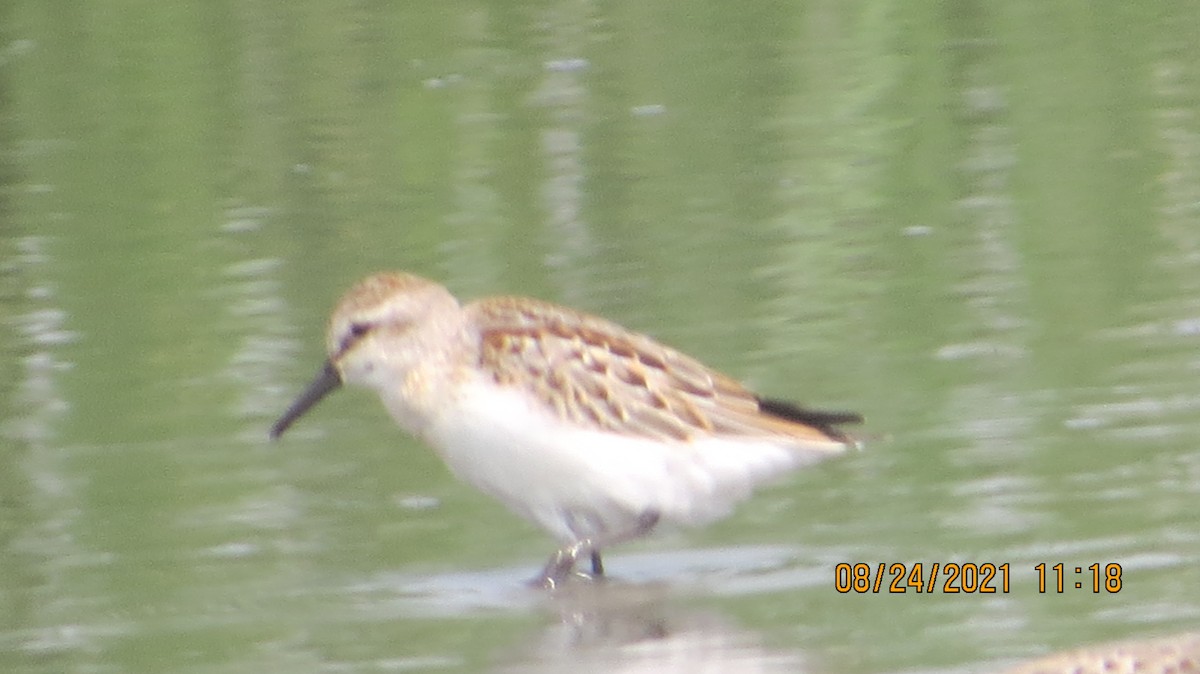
left=469, top=297, right=857, bottom=446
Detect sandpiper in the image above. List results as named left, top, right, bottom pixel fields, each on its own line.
left=270, top=272, right=861, bottom=588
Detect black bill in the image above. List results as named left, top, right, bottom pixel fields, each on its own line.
left=269, top=359, right=342, bottom=439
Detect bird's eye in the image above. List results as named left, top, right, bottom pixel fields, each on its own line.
left=337, top=321, right=373, bottom=355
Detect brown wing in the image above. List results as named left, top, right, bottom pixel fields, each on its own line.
left=468, top=296, right=856, bottom=445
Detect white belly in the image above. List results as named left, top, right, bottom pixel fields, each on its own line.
left=419, top=380, right=840, bottom=544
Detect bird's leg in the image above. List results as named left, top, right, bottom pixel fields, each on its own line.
left=533, top=510, right=660, bottom=590
left=534, top=539, right=596, bottom=590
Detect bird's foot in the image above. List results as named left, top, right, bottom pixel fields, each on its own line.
left=532, top=539, right=601, bottom=590
left=530, top=510, right=660, bottom=590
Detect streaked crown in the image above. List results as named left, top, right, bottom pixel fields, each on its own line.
left=326, top=273, right=456, bottom=353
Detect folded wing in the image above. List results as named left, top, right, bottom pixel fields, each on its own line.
left=469, top=297, right=860, bottom=447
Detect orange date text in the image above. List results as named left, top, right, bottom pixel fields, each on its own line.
left=833, top=562, right=1011, bottom=594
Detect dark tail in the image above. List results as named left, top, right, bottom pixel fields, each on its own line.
left=756, top=397, right=862, bottom=443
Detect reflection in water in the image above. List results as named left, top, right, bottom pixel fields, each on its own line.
left=499, top=583, right=809, bottom=674
left=345, top=544, right=824, bottom=617
left=216, top=207, right=297, bottom=441
left=350, top=563, right=815, bottom=673
left=4, top=236, right=86, bottom=660
left=340, top=546, right=833, bottom=672
left=328, top=546, right=859, bottom=671
left=534, top=7, right=596, bottom=305
left=8, top=236, right=74, bottom=447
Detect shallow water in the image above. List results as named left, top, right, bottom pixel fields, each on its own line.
left=3, top=1, right=1200, bottom=672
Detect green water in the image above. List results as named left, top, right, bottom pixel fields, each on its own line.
left=3, top=1, right=1200, bottom=672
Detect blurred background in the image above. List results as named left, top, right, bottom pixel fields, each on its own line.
left=3, top=1, right=1200, bottom=672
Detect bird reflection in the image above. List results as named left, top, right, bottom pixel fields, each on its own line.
left=494, top=580, right=814, bottom=674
